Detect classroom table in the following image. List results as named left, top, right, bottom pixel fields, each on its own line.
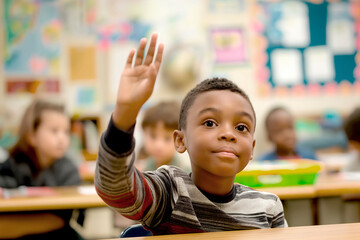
left=0, top=186, right=106, bottom=212
left=256, top=172, right=360, bottom=199
left=79, top=160, right=360, bottom=199
left=103, top=223, right=360, bottom=240
left=1, top=173, right=359, bottom=213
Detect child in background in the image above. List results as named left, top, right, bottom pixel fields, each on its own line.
left=95, top=33, right=286, bottom=235
left=258, top=106, right=317, bottom=161
left=343, top=107, right=360, bottom=172
left=0, top=99, right=82, bottom=239
left=138, top=101, right=190, bottom=172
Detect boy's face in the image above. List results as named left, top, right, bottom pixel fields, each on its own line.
left=143, top=122, right=176, bottom=165
left=267, top=110, right=297, bottom=153
left=174, top=90, right=256, bottom=177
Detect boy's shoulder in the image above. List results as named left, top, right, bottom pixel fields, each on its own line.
left=146, top=166, right=280, bottom=202
left=233, top=183, right=280, bottom=201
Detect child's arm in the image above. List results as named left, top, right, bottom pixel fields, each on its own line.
left=271, top=197, right=288, bottom=228
left=112, top=33, right=163, bottom=131
left=95, top=34, right=166, bottom=226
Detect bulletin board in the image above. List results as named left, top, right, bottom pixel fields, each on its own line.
left=253, top=0, right=360, bottom=97
left=3, top=0, right=62, bottom=95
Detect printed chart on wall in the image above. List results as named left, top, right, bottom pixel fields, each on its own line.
left=3, top=0, right=61, bottom=95
left=252, top=0, right=360, bottom=97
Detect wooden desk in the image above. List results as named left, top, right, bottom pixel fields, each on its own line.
left=315, top=173, right=360, bottom=197
left=256, top=185, right=317, bottom=199
left=254, top=173, right=360, bottom=200
left=0, top=186, right=106, bottom=212
left=78, top=164, right=360, bottom=199
left=104, top=223, right=360, bottom=240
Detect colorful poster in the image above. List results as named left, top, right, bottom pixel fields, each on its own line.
left=211, top=28, right=247, bottom=64
left=76, top=87, right=96, bottom=106
left=69, top=46, right=97, bottom=82
left=3, top=0, right=61, bottom=76
left=6, top=78, right=60, bottom=94
left=98, top=21, right=151, bottom=50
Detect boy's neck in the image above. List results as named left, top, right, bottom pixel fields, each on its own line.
left=191, top=169, right=234, bottom=196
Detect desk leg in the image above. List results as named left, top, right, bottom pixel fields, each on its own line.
left=312, top=198, right=319, bottom=225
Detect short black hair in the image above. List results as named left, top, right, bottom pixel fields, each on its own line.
left=179, top=77, right=256, bottom=130
left=344, top=107, right=360, bottom=142
left=264, top=106, right=291, bottom=131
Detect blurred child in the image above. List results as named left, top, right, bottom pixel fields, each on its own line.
left=95, top=33, right=286, bottom=235
left=258, top=106, right=317, bottom=161
left=0, top=99, right=82, bottom=239
left=343, top=107, right=360, bottom=172
left=138, top=101, right=190, bottom=171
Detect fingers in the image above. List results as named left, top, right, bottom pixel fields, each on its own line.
left=148, top=63, right=158, bottom=85
left=133, top=33, right=163, bottom=68
left=134, top=38, right=147, bottom=66
left=124, top=49, right=136, bottom=69
left=144, top=34, right=158, bottom=66
left=154, top=43, right=164, bottom=72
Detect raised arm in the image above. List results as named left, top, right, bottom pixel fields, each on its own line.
left=113, top=33, right=164, bottom=131
left=95, top=34, right=168, bottom=226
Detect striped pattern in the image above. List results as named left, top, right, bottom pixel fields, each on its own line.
left=95, top=134, right=287, bottom=235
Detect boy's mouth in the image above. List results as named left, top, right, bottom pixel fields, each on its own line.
left=212, top=147, right=239, bottom=157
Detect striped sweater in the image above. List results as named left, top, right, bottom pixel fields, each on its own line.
left=95, top=119, right=287, bottom=235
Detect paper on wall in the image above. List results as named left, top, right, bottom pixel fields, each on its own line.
left=69, top=46, right=97, bottom=81
left=108, top=43, right=137, bottom=102
left=271, top=49, right=303, bottom=86
left=327, top=2, right=356, bottom=55
left=277, top=1, right=310, bottom=48
left=304, top=46, right=334, bottom=83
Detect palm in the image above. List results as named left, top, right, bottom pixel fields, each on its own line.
left=117, top=34, right=164, bottom=107
left=113, top=33, right=164, bottom=130
left=118, top=65, right=157, bottom=105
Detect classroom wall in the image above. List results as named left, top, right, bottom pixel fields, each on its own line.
left=1, top=0, right=360, bottom=156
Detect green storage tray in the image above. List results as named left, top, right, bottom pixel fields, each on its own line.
left=234, top=159, right=322, bottom=188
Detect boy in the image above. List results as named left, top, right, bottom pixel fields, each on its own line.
left=343, top=107, right=360, bottom=172
left=258, top=106, right=317, bottom=161
left=138, top=101, right=190, bottom=172
left=95, top=33, right=286, bottom=235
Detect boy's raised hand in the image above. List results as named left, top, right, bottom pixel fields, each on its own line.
left=113, top=33, right=164, bottom=130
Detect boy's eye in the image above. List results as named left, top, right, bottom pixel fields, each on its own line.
left=203, top=120, right=216, bottom=128
left=236, top=124, right=249, bottom=132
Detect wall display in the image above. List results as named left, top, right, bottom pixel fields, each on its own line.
left=76, top=86, right=96, bottom=107
left=69, top=46, right=97, bottom=82
left=253, top=0, right=360, bottom=97
left=6, top=77, right=60, bottom=94
left=3, top=0, right=61, bottom=76
left=210, top=28, right=248, bottom=64
left=59, top=0, right=96, bottom=36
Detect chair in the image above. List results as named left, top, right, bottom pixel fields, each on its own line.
left=120, top=224, right=153, bottom=238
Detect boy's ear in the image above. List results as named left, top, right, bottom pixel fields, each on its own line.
left=250, top=139, right=256, bottom=160
left=173, top=130, right=186, bottom=153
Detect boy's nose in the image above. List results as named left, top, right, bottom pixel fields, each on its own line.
left=218, top=127, right=237, bottom=142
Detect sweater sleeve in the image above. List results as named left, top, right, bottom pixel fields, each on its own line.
left=270, top=197, right=288, bottom=228
left=94, top=117, right=171, bottom=227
